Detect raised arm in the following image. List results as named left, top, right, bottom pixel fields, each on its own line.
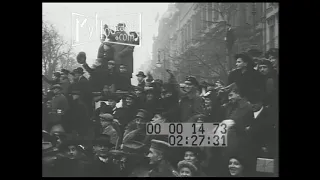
left=42, top=75, right=57, bottom=85
left=82, top=63, right=94, bottom=75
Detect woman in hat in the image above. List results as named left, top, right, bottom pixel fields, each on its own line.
left=227, top=52, right=265, bottom=104
left=177, top=160, right=198, bottom=177
left=179, top=147, right=207, bottom=176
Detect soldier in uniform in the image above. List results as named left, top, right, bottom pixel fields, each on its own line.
left=147, top=139, right=179, bottom=177
left=123, top=109, right=151, bottom=144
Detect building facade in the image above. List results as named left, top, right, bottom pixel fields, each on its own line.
left=152, top=3, right=276, bottom=82
left=263, top=3, right=279, bottom=51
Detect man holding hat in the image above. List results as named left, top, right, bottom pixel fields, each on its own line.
left=147, top=139, right=179, bottom=177
left=179, top=76, right=205, bottom=122
left=136, top=71, right=146, bottom=89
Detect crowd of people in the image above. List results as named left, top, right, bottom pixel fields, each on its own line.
left=42, top=23, right=278, bottom=177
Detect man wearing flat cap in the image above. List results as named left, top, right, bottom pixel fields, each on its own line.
left=179, top=76, right=205, bottom=122
left=47, top=84, right=69, bottom=131
left=147, top=139, right=179, bottom=177
left=99, top=113, right=119, bottom=146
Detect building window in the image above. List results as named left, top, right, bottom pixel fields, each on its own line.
left=192, top=15, right=196, bottom=42
left=207, top=3, right=213, bottom=26
left=188, top=21, right=192, bottom=44
left=201, top=5, right=207, bottom=29
left=213, top=3, right=219, bottom=21
left=269, top=24, right=275, bottom=49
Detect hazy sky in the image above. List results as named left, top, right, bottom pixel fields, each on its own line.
left=43, top=3, right=169, bottom=84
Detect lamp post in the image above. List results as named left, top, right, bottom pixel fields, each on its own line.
left=157, top=49, right=166, bottom=80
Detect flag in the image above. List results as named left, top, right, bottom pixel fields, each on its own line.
left=155, top=12, right=159, bottom=22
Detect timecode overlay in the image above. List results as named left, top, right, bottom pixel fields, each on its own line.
left=146, top=123, right=228, bottom=147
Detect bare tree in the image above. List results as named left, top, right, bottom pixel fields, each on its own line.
left=42, top=21, right=75, bottom=91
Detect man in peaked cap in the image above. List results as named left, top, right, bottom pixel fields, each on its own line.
left=147, top=139, right=179, bottom=177
left=123, top=109, right=151, bottom=144
left=179, top=76, right=205, bottom=122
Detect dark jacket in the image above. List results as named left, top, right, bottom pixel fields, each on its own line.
left=263, top=71, right=278, bottom=108
left=115, top=72, right=131, bottom=91
left=137, top=81, right=145, bottom=89
left=222, top=99, right=256, bottom=175
left=180, top=94, right=204, bottom=122
left=227, top=68, right=265, bottom=103
left=247, top=106, right=278, bottom=158
left=113, top=107, right=137, bottom=132
left=97, top=43, right=114, bottom=62
left=53, top=158, right=87, bottom=177
left=82, top=63, right=115, bottom=92
left=160, top=97, right=180, bottom=123
left=68, top=76, right=92, bottom=116
left=108, top=31, right=134, bottom=76
left=66, top=99, right=90, bottom=136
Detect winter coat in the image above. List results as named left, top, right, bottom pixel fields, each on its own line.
left=115, top=72, right=131, bottom=91
left=101, top=125, right=119, bottom=145
left=97, top=43, right=114, bottom=62
left=65, top=99, right=89, bottom=136
left=227, top=68, right=265, bottom=103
